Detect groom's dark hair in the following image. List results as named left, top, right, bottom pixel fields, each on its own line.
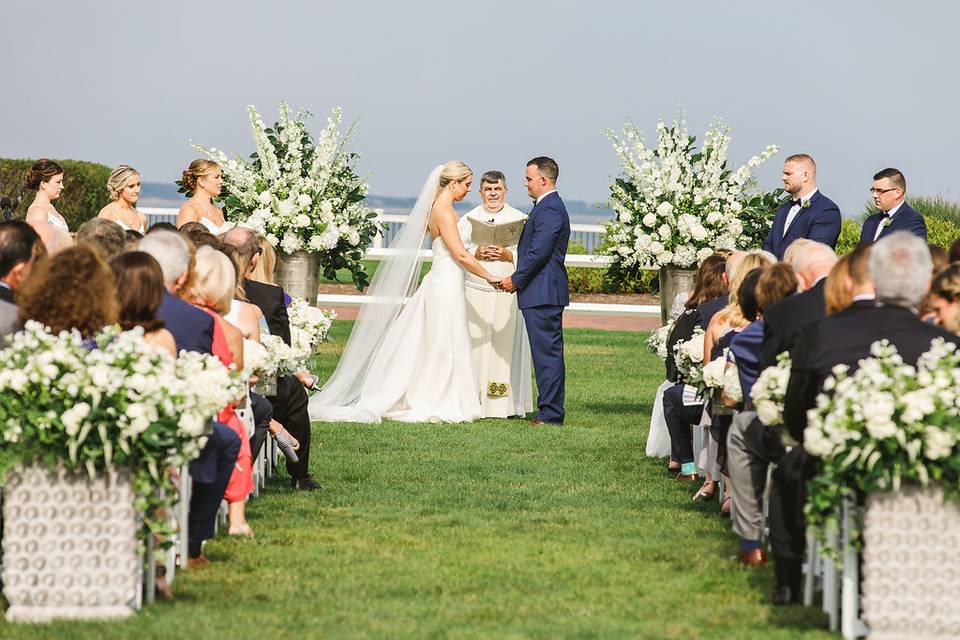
left=480, top=170, right=506, bottom=186
left=527, top=156, right=559, bottom=182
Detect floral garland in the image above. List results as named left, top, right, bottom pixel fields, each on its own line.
left=804, top=339, right=960, bottom=548
left=191, top=102, right=381, bottom=288
left=602, top=110, right=781, bottom=279
left=0, top=323, right=234, bottom=540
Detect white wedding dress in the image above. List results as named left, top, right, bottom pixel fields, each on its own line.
left=308, top=166, right=482, bottom=424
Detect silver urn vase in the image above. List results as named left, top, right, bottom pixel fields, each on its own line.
left=274, top=251, right=320, bottom=304
left=658, top=266, right=698, bottom=325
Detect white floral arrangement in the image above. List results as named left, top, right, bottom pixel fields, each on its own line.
left=672, top=326, right=706, bottom=389
left=701, top=350, right=728, bottom=390
left=751, top=351, right=792, bottom=426
left=242, top=338, right=279, bottom=380
left=191, top=102, right=381, bottom=288
left=0, top=322, right=234, bottom=538
left=602, top=110, right=781, bottom=279
left=288, top=296, right=336, bottom=354
left=723, top=359, right=743, bottom=404
left=804, top=339, right=960, bottom=541
left=261, top=334, right=306, bottom=376
left=646, top=320, right=674, bottom=359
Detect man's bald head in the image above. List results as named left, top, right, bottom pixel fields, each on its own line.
left=221, top=227, right=261, bottom=276
left=782, top=154, right=817, bottom=197
left=793, top=241, right=838, bottom=291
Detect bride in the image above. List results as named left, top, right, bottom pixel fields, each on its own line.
left=308, top=161, right=505, bottom=423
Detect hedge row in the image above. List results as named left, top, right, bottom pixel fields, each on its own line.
left=0, top=158, right=113, bottom=231
left=835, top=215, right=959, bottom=255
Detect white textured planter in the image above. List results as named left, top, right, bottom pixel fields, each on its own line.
left=1, top=464, right=140, bottom=622
left=862, top=487, right=960, bottom=639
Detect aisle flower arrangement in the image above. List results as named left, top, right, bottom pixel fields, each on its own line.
left=602, top=110, right=782, bottom=281
left=288, top=296, right=336, bottom=354
left=672, top=326, right=706, bottom=390
left=751, top=351, right=792, bottom=427
left=646, top=321, right=673, bottom=359
left=261, top=334, right=306, bottom=376
left=0, top=322, right=234, bottom=537
left=190, top=102, right=381, bottom=288
left=804, top=339, right=960, bottom=542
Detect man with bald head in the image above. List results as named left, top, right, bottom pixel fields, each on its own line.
left=762, top=154, right=841, bottom=260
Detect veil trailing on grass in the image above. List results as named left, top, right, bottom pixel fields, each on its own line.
left=308, top=165, right=443, bottom=422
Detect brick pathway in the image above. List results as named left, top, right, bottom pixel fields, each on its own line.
left=325, top=306, right=659, bottom=332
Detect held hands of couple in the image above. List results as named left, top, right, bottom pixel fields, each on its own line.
left=475, top=245, right=513, bottom=262
left=486, top=275, right=515, bottom=293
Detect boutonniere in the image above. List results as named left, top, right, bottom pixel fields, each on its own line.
left=801, top=199, right=811, bottom=209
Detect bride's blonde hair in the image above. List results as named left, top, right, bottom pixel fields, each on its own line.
left=435, top=161, right=472, bottom=197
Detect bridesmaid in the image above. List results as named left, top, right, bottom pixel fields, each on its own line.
left=24, top=158, right=69, bottom=231
left=98, top=165, right=147, bottom=233
left=176, top=160, right=232, bottom=234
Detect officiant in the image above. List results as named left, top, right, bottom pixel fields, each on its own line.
left=458, top=170, right=534, bottom=418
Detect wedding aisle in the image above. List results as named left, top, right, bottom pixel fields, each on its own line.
left=0, top=323, right=831, bottom=639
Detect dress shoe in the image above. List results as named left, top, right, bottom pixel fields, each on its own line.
left=291, top=476, right=322, bottom=491
left=736, top=548, right=767, bottom=567
left=772, top=586, right=801, bottom=606
left=154, top=564, right=173, bottom=600
left=187, top=555, right=212, bottom=570
left=530, top=418, right=562, bottom=426
left=675, top=472, right=699, bottom=482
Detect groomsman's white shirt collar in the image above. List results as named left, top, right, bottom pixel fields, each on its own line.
left=782, top=188, right=818, bottom=237
left=873, top=201, right=905, bottom=240
left=535, top=189, right=557, bottom=205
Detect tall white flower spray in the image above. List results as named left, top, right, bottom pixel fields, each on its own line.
left=602, top=110, right=782, bottom=281
left=190, top=102, right=381, bottom=288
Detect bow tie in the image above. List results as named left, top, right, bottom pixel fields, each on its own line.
left=791, top=200, right=802, bottom=208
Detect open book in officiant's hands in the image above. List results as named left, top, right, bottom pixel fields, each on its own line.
left=469, top=216, right=525, bottom=247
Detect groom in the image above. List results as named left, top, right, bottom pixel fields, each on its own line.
left=498, top=157, right=570, bottom=425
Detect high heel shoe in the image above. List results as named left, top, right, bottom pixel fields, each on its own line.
left=692, top=481, right=717, bottom=501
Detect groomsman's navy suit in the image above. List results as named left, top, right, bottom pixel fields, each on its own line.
left=762, top=191, right=841, bottom=260
left=512, top=191, right=570, bottom=424
left=858, top=202, right=927, bottom=246
left=155, top=290, right=239, bottom=556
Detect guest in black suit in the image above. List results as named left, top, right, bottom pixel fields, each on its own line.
left=222, top=227, right=320, bottom=490
left=759, top=242, right=837, bottom=370
left=762, top=154, right=842, bottom=260
left=0, top=221, right=42, bottom=335
left=858, top=168, right=926, bottom=246
left=139, top=229, right=240, bottom=567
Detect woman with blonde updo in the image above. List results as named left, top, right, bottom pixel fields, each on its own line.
left=176, top=159, right=232, bottom=234
left=309, top=161, right=504, bottom=423
left=98, top=165, right=147, bottom=233
left=24, top=158, right=69, bottom=232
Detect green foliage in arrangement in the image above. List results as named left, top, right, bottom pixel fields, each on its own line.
left=567, top=240, right=658, bottom=294
left=0, top=158, right=112, bottom=230
left=0, top=323, right=834, bottom=639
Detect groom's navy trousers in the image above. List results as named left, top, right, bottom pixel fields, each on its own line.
left=513, top=191, right=570, bottom=424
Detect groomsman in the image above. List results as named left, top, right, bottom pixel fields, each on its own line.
left=762, top=154, right=841, bottom=260
left=859, top=168, right=927, bottom=245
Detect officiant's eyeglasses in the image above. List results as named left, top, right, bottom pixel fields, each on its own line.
left=869, top=187, right=899, bottom=195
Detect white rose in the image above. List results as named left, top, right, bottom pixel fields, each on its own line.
left=658, top=224, right=672, bottom=240
left=696, top=248, right=714, bottom=263
left=258, top=192, right=272, bottom=205
left=649, top=241, right=664, bottom=255
left=347, top=229, right=361, bottom=246
left=656, top=201, right=674, bottom=216
left=642, top=213, right=657, bottom=227
left=278, top=199, right=295, bottom=218
left=618, top=211, right=632, bottom=223
left=309, top=235, right=326, bottom=251
left=297, top=194, right=312, bottom=208
left=281, top=231, right=300, bottom=254
left=294, top=214, right=311, bottom=228
left=924, top=426, right=954, bottom=460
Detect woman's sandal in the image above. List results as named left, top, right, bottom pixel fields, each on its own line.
left=228, top=523, right=254, bottom=538
left=692, top=481, right=717, bottom=501
left=720, top=496, right=732, bottom=517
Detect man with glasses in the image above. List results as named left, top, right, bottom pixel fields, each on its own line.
left=859, top=167, right=926, bottom=246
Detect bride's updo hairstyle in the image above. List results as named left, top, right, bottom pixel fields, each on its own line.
left=107, top=165, right=140, bottom=200
left=25, top=158, right=64, bottom=189
left=435, top=161, right=472, bottom=197
left=181, top=159, right=220, bottom=195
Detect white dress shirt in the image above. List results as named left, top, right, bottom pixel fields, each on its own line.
left=535, top=190, right=557, bottom=205
left=782, top=188, right=818, bottom=237
left=873, top=201, right=904, bottom=240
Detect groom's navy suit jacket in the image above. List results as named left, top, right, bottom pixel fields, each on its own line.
left=762, top=191, right=841, bottom=260
left=858, top=202, right=927, bottom=246
left=513, top=191, right=570, bottom=309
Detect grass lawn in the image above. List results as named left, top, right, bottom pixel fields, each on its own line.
left=0, top=323, right=832, bottom=639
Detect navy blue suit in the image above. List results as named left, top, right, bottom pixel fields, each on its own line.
left=859, top=202, right=927, bottom=246
left=155, top=289, right=238, bottom=556
left=513, top=191, right=570, bottom=424
left=762, top=191, right=841, bottom=260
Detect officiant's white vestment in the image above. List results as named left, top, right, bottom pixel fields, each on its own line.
left=458, top=204, right=534, bottom=418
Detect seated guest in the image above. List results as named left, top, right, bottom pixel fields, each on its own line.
left=652, top=254, right=728, bottom=467
left=190, top=245, right=255, bottom=537
left=147, top=221, right=179, bottom=234
left=725, top=263, right=797, bottom=567
left=823, top=254, right=853, bottom=315
left=109, top=251, right=177, bottom=356
left=858, top=168, right=926, bottom=245
left=762, top=154, right=841, bottom=260
left=124, top=229, right=144, bottom=251
left=695, top=252, right=739, bottom=331
left=775, top=234, right=955, bottom=605
left=759, top=241, right=837, bottom=369
left=222, top=226, right=320, bottom=490
left=920, top=244, right=949, bottom=321
left=0, top=221, right=43, bottom=335
left=18, top=245, right=118, bottom=336
left=928, top=263, right=960, bottom=331
left=139, top=230, right=239, bottom=567
left=76, top=217, right=127, bottom=262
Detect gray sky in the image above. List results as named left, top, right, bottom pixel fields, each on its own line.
left=3, top=0, right=958, bottom=216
